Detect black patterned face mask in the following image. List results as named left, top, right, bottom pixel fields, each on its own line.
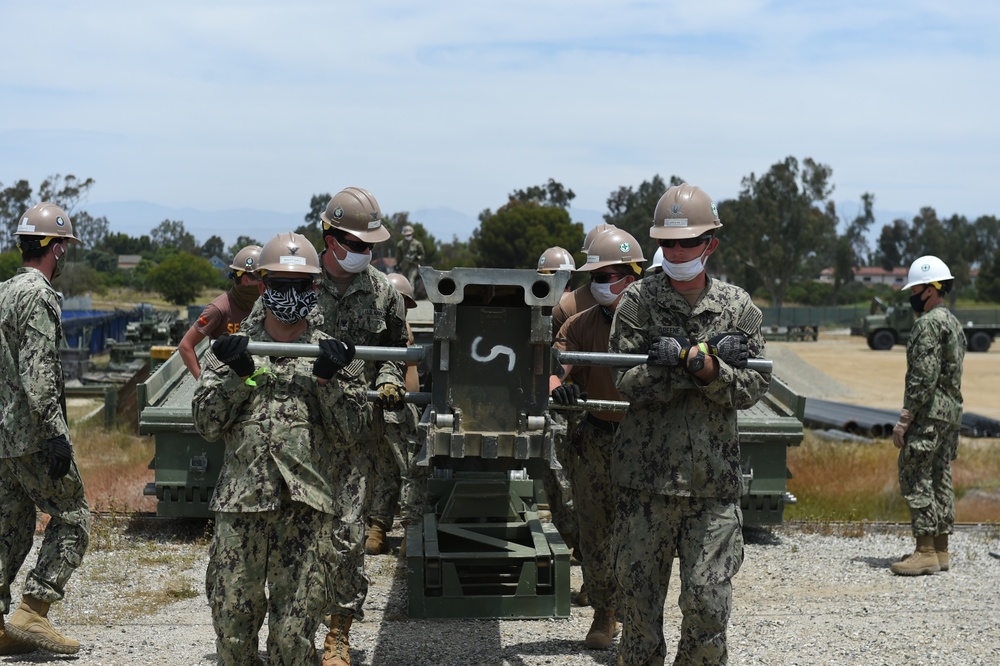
left=261, top=287, right=317, bottom=324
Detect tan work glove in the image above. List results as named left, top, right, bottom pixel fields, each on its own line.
left=892, top=409, right=913, bottom=449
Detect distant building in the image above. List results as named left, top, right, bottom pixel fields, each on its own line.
left=118, top=254, right=142, bottom=270
left=819, top=266, right=979, bottom=287
left=209, top=255, right=228, bottom=275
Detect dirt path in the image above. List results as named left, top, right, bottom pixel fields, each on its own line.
left=767, top=330, right=999, bottom=420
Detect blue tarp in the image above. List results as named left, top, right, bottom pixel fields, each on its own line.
left=62, top=308, right=142, bottom=354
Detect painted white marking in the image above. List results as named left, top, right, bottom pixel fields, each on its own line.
left=471, top=336, right=516, bottom=372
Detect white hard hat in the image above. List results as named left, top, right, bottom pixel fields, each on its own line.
left=647, top=246, right=664, bottom=272
left=902, top=255, right=954, bottom=290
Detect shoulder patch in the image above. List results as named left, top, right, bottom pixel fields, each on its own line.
left=616, top=293, right=647, bottom=327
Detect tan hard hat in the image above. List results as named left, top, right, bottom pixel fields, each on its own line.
left=229, top=245, right=262, bottom=273
left=576, top=228, right=645, bottom=272
left=386, top=272, right=417, bottom=309
left=537, top=246, right=576, bottom=273
left=320, top=187, right=389, bottom=243
left=257, top=232, right=321, bottom=275
left=650, top=184, right=722, bottom=240
left=15, top=203, right=82, bottom=245
left=582, top=223, right=616, bottom=252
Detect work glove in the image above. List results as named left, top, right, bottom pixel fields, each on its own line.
left=313, top=338, right=356, bottom=380
left=551, top=383, right=587, bottom=406
left=374, top=382, right=406, bottom=410
left=707, top=332, right=750, bottom=368
left=47, top=435, right=73, bottom=480
left=647, top=335, right=691, bottom=367
left=211, top=334, right=254, bottom=378
left=892, top=409, right=913, bottom=449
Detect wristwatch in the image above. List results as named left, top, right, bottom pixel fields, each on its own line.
left=688, top=342, right=708, bottom=373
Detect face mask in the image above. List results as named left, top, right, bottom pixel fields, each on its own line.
left=590, top=280, right=622, bottom=306
left=52, top=242, right=67, bottom=279
left=336, top=248, right=372, bottom=274
left=231, top=283, right=260, bottom=311
left=261, top=287, right=317, bottom=325
left=909, top=287, right=928, bottom=314
left=662, top=246, right=709, bottom=282
left=403, top=233, right=413, bottom=241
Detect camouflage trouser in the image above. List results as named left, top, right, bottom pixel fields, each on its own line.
left=899, top=418, right=959, bottom=537
left=569, top=420, right=618, bottom=611
left=369, top=404, right=424, bottom=528
left=542, top=411, right=580, bottom=554
left=614, top=488, right=743, bottom=666
left=324, top=418, right=384, bottom=621
left=207, top=505, right=335, bottom=666
left=0, top=450, right=90, bottom=613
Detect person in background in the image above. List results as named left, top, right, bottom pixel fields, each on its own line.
left=551, top=224, right=616, bottom=333
left=890, top=255, right=965, bottom=576
left=178, top=245, right=262, bottom=378
left=193, top=232, right=370, bottom=665
left=0, top=203, right=90, bottom=656
left=609, top=184, right=768, bottom=665
left=395, top=224, right=424, bottom=294
left=549, top=227, right=644, bottom=651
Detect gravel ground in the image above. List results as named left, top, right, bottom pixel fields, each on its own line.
left=3, top=521, right=999, bottom=665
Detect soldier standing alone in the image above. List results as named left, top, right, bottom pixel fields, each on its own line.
left=395, top=224, right=424, bottom=294
left=890, top=255, right=965, bottom=576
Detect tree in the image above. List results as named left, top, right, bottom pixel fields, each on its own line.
left=54, top=262, right=105, bottom=297
left=720, top=156, right=838, bottom=307
left=471, top=199, right=583, bottom=269
left=202, top=235, right=226, bottom=260
left=604, top=174, right=682, bottom=252
left=227, top=235, right=262, bottom=258
left=37, top=174, right=95, bottom=212
left=435, top=235, right=476, bottom=270
left=510, top=179, right=576, bottom=209
left=873, top=219, right=909, bottom=270
left=150, top=219, right=197, bottom=254
left=976, top=246, right=1000, bottom=303
left=0, top=179, right=33, bottom=252
left=70, top=210, right=110, bottom=250
left=146, top=253, right=221, bottom=305
left=829, top=193, right=876, bottom=303
left=104, top=231, right=153, bottom=256
left=0, top=250, right=20, bottom=281
left=305, top=193, right=333, bottom=228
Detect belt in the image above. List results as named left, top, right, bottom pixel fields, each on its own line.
left=586, top=413, right=620, bottom=435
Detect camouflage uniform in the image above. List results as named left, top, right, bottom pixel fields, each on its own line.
left=0, top=267, right=91, bottom=616
left=609, top=273, right=769, bottom=665
left=315, top=261, right=407, bottom=619
left=395, top=237, right=424, bottom=289
left=193, top=308, right=371, bottom=665
left=899, top=303, right=964, bottom=537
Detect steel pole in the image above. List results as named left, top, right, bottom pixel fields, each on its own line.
left=554, top=350, right=772, bottom=374
left=244, top=341, right=424, bottom=363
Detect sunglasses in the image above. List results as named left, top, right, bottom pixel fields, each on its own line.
left=264, top=277, right=315, bottom=293
left=334, top=234, right=374, bottom=253
left=658, top=235, right=712, bottom=249
left=590, top=272, right=630, bottom=284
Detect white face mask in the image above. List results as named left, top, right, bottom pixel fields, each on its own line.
left=403, top=233, right=413, bottom=240
left=662, top=246, right=709, bottom=282
left=590, top=276, right=631, bottom=306
left=336, top=248, right=371, bottom=274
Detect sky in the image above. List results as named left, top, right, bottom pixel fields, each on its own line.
left=3, top=1, right=1000, bottom=243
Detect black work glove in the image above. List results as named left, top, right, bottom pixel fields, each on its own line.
left=647, top=335, right=691, bottom=367
left=47, top=435, right=73, bottom=480
left=313, top=338, right=356, bottom=380
left=374, top=382, right=405, bottom=410
left=211, top=334, right=254, bottom=378
left=707, top=332, right=750, bottom=368
left=551, top=383, right=587, bottom=406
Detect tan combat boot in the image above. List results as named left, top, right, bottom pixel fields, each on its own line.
left=891, top=536, right=941, bottom=576
left=364, top=519, right=388, bottom=555
left=322, top=614, right=353, bottom=666
left=0, top=615, right=36, bottom=656
left=584, top=608, right=621, bottom=650
left=5, top=596, right=80, bottom=654
left=934, top=534, right=950, bottom=572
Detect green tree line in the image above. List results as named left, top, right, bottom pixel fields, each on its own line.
left=3, top=164, right=999, bottom=306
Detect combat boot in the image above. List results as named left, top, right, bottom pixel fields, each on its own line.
left=0, top=615, right=36, bottom=656
left=322, top=614, right=353, bottom=666
left=934, top=534, right=950, bottom=571
left=5, top=596, right=80, bottom=654
left=364, top=519, right=388, bottom=555
left=891, top=536, right=941, bottom=576
left=584, top=608, right=620, bottom=650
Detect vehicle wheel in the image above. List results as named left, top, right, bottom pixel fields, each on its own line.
left=870, top=330, right=894, bottom=351
left=968, top=331, right=992, bottom=353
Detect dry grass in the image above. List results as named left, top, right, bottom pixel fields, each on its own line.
left=72, top=420, right=157, bottom=514
left=786, top=430, right=1000, bottom=523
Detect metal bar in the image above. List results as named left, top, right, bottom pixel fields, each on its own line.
left=244, top=341, right=424, bottom=362
left=554, top=349, right=773, bottom=374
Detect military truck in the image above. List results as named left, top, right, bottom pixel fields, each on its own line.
left=137, top=268, right=803, bottom=617
left=860, top=296, right=999, bottom=352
